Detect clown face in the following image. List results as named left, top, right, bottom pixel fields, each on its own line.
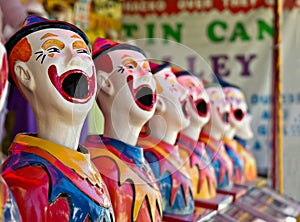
left=0, top=42, right=8, bottom=111
left=14, top=29, right=96, bottom=117
left=223, top=87, right=248, bottom=129
left=177, top=75, right=210, bottom=128
left=235, top=113, right=253, bottom=140
left=206, top=86, right=230, bottom=134
left=94, top=49, right=157, bottom=122
left=154, top=67, right=190, bottom=130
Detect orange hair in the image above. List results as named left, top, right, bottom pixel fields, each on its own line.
left=8, top=37, right=32, bottom=90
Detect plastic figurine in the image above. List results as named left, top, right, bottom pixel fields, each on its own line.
left=222, top=84, right=257, bottom=182
left=0, top=40, right=22, bottom=222
left=83, top=38, right=163, bottom=222
left=1, top=16, right=114, bottom=221
left=174, top=69, right=217, bottom=200
left=199, top=83, right=234, bottom=190
left=138, top=62, right=195, bottom=220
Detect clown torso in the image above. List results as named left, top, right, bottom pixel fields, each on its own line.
left=1, top=134, right=114, bottom=222
left=0, top=175, right=22, bottom=222
left=138, top=134, right=194, bottom=218
left=235, top=137, right=257, bottom=182
left=222, top=137, right=245, bottom=184
left=177, top=134, right=217, bottom=200
left=83, top=135, right=163, bottom=222
left=199, top=133, right=234, bottom=190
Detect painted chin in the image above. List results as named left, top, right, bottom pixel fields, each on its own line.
left=48, top=65, right=95, bottom=104
left=126, top=75, right=156, bottom=111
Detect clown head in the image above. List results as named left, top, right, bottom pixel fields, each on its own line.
left=5, top=16, right=96, bottom=123
left=203, top=83, right=230, bottom=140
left=235, top=112, right=253, bottom=140
left=175, top=69, right=210, bottom=130
left=0, top=42, right=8, bottom=111
left=150, top=63, right=190, bottom=134
left=223, top=86, right=248, bottom=133
left=92, top=38, right=157, bottom=137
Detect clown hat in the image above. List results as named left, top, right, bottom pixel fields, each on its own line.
left=149, top=61, right=170, bottom=75
left=5, top=15, right=91, bottom=58
left=92, top=37, right=146, bottom=59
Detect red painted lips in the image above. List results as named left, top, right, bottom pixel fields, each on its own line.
left=48, top=65, right=95, bottom=104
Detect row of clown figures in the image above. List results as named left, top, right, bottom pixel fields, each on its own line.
left=0, top=15, right=260, bottom=222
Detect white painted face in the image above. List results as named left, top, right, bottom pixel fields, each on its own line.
left=206, top=85, right=230, bottom=134
left=154, top=67, right=190, bottom=130
left=94, top=48, right=157, bottom=121
left=15, top=29, right=96, bottom=116
left=177, top=75, right=210, bottom=127
left=235, top=113, right=254, bottom=140
left=223, top=87, right=248, bottom=129
left=0, top=42, right=8, bottom=111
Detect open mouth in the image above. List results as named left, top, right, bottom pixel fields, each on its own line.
left=233, top=109, right=245, bottom=121
left=196, top=99, right=209, bottom=117
left=181, top=99, right=190, bottom=119
left=127, top=75, right=156, bottom=111
left=222, top=112, right=229, bottom=123
left=48, top=65, right=95, bottom=104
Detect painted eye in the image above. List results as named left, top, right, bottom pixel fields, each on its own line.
left=126, top=64, right=135, bottom=69
left=77, top=49, right=89, bottom=54
left=47, top=47, right=60, bottom=53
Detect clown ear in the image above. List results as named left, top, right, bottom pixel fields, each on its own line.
left=14, top=60, right=35, bottom=92
left=96, top=70, right=114, bottom=96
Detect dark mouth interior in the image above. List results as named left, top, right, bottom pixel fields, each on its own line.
left=222, top=112, right=229, bottom=123
left=234, top=109, right=244, bottom=120
left=182, top=100, right=188, bottom=117
left=196, top=100, right=207, bottom=115
left=62, top=73, right=88, bottom=99
left=136, top=87, right=153, bottom=107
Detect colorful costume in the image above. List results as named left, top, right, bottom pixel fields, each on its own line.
left=223, top=137, right=245, bottom=184
left=0, top=176, right=22, bottom=221
left=84, top=135, right=163, bottom=222
left=177, top=134, right=217, bottom=199
left=235, top=137, right=257, bottom=182
left=138, top=134, right=194, bottom=219
left=199, top=133, right=233, bottom=190
left=1, top=134, right=114, bottom=222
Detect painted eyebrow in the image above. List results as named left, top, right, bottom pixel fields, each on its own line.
left=121, top=54, right=131, bottom=59
left=41, top=39, right=65, bottom=50
left=71, top=34, right=81, bottom=39
left=72, top=40, right=89, bottom=51
left=40, top=33, right=58, bottom=40
left=122, top=58, right=137, bottom=68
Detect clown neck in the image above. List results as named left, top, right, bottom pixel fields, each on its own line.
left=224, top=125, right=237, bottom=140
left=32, top=102, right=87, bottom=151
left=181, top=117, right=205, bottom=142
left=145, top=116, right=179, bottom=146
left=201, top=120, right=224, bottom=141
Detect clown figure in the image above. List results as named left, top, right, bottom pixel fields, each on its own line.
left=83, top=38, right=163, bottom=222
left=174, top=69, right=218, bottom=200
left=1, top=16, right=114, bottom=221
left=199, top=83, right=234, bottom=190
left=138, top=63, right=195, bottom=220
left=222, top=84, right=257, bottom=183
left=0, top=40, right=22, bottom=222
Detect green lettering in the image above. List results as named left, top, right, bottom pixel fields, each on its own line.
left=207, top=21, right=227, bottom=43
left=257, top=19, right=273, bottom=40
left=122, top=24, right=138, bottom=38
left=229, top=22, right=250, bottom=42
left=162, top=23, right=183, bottom=43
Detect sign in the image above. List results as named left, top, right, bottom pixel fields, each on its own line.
left=122, top=0, right=300, bottom=199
